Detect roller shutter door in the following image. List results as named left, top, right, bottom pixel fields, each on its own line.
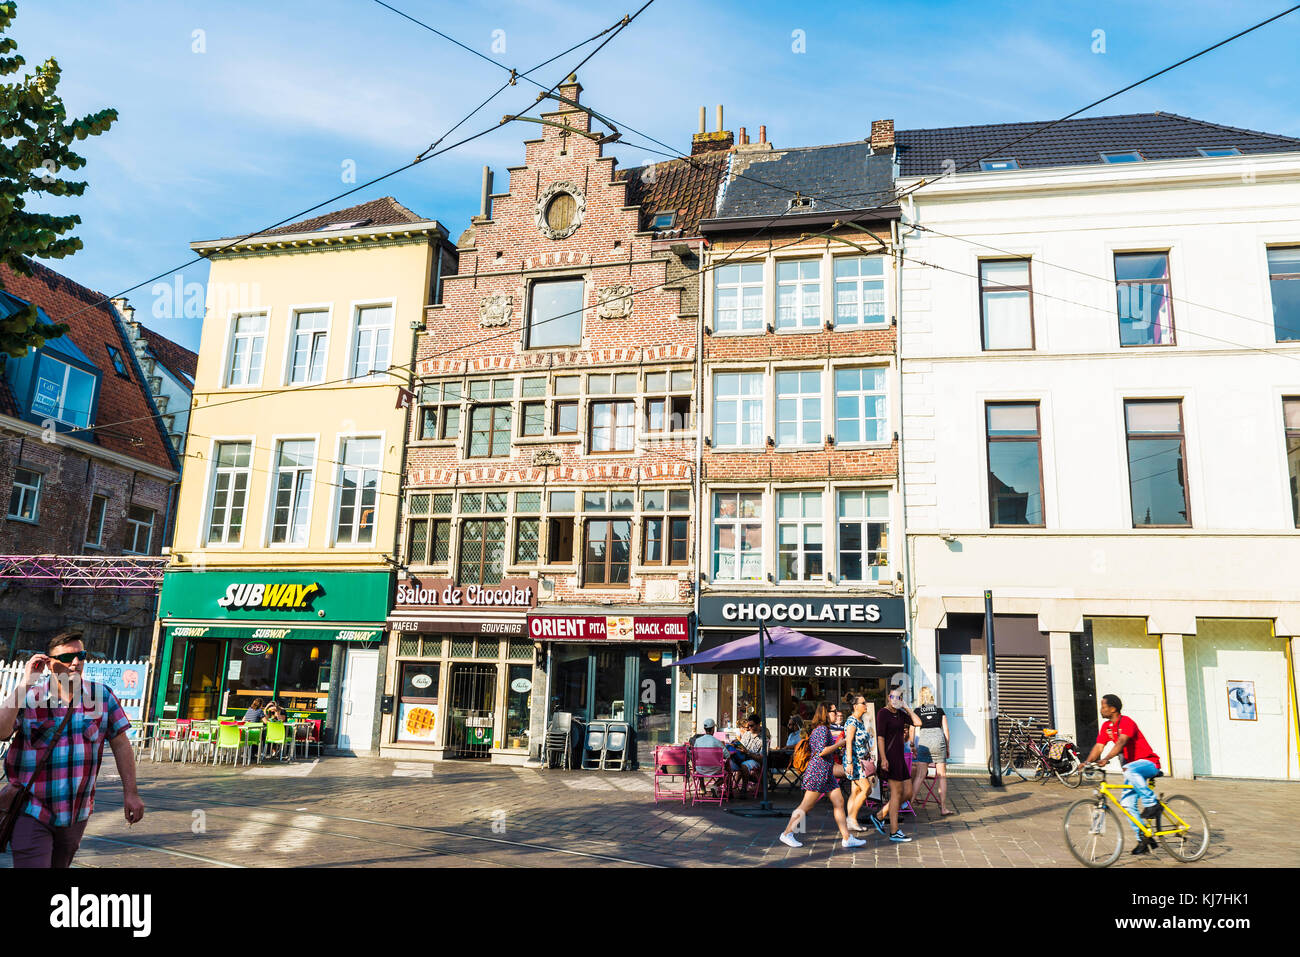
left=994, top=655, right=1051, bottom=730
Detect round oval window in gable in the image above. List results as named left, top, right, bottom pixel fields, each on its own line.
left=535, top=180, right=586, bottom=240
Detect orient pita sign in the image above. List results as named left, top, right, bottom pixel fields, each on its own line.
left=698, top=595, right=905, bottom=631
left=528, top=614, right=689, bottom=642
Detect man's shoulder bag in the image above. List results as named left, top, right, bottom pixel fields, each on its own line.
left=0, top=705, right=74, bottom=852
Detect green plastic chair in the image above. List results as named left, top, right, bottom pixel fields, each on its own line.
left=264, top=721, right=291, bottom=762
left=213, top=722, right=246, bottom=765
left=187, top=721, right=216, bottom=763
left=154, top=719, right=181, bottom=762
left=243, top=723, right=265, bottom=763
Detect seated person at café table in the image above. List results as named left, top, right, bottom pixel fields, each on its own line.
left=242, top=698, right=265, bottom=722
left=264, top=699, right=287, bottom=723
left=729, top=715, right=767, bottom=789
left=784, top=713, right=804, bottom=748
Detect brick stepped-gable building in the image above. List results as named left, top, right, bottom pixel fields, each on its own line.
left=115, top=305, right=198, bottom=458
left=695, top=119, right=910, bottom=735
left=0, top=259, right=179, bottom=659
left=385, top=76, right=728, bottom=764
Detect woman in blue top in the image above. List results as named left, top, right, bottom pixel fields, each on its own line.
left=779, top=704, right=866, bottom=850
left=843, top=696, right=876, bottom=831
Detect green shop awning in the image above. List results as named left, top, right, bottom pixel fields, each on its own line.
left=164, top=624, right=383, bottom=644
left=159, top=569, right=392, bottom=624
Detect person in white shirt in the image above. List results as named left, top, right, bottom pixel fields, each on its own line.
left=689, top=718, right=726, bottom=776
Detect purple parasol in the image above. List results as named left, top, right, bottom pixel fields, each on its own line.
left=672, top=625, right=878, bottom=672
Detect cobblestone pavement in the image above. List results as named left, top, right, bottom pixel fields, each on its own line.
left=44, top=754, right=1299, bottom=868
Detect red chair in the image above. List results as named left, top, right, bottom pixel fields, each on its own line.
left=687, top=745, right=730, bottom=806
left=653, top=745, right=691, bottom=803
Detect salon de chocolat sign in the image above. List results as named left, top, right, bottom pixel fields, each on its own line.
left=394, top=578, right=537, bottom=611
left=699, top=595, right=905, bottom=631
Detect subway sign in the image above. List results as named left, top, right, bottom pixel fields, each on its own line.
left=218, top=581, right=323, bottom=611
left=159, top=570, right=392, bottom=624
left=698, top=595, right=905, bottom=631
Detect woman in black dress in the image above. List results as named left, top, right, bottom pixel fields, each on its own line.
left=778, top=704, right=865, bottom=850
left=870, top=687, right=922, bottom=843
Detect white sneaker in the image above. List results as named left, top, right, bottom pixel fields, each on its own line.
left=841, top=835, right=866, bottom=848
left=779, top=832, right=803, bottom=848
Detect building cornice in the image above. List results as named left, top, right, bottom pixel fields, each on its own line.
left=0, top=414, right=179, bottom=482
left=191, top=221, right=449, bottom=257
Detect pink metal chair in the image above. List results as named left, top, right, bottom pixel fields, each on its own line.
left=687, top=745, right=730, bottom=806
left=653, top=744, right=691, bottom=803
left=913, top=763, right=941, bottom=809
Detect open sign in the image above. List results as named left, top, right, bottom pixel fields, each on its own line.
left=242, top=641, right=273, bottom=656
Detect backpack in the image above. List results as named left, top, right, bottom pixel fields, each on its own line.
left=791, top=733, right=811, bottom=775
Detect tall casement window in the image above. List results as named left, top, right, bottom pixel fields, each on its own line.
left=643, top=488, right=690, bottom=566
left=269, top=439, right=316, bottom=545
left=85, top=494, right=108, bottom=547
left=207, top=441, right=252, bottom=543
left=418, top=381, right=462, bottom=441
left=287, top=310, right=329, bottom=384
left=985, top=403, right=1045, bottom=526
left=123, top=506, right=155, bottom=554
left=777, top=490, right=823, bottom=581
left=7, top=467, right=41, bottom=522
left=467, top=377, right=514, bottom=458
left=351, top=304, right=393, bottom=379
left=833, top=256, right=886, bottom=328
left=834, top=367, right=887, bottom=443
left=405, top=491, right=452, bottom=565
left=712, top=491, right=763, bottom=581
left=837, top=489, right=890, bottom=582
left=547, top=490, right=576, bottom=564
left=713, top=263, right=764, bottom=333
left=226, top=313, right=267, bottom=386
left=1268, top=246, right=1300, bottom=341
left=776, top=370, right=822, bottom=447
left=457, top=492, right=507, bottom=586
left=526, top=278, right=584, bottom=348
left=513, top=491, right=541, bottom=564
left=776, top=260, right=821, bottom=330
left=1115, top=252, right=1175, bottom=346
left=1125, top=400, right=1189, bottom=527
left=335, top=437, right=381, bottom=544
left=589, top=398, right=635, bottom=453
left=713, top=372, right=764, bottom=447
left=979, top=259, right=1034, bottom=350
left=1284, top=398, right=1300, bottom=526
left=582, top=490, right=633, bottom=587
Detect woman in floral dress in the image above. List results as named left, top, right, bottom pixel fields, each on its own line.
left=779, top=704, right=865, bottom=849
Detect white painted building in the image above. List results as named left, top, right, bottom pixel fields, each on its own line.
left=896, top=114, right=1300, bottom=780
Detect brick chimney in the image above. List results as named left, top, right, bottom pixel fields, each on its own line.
left=691, top=104, right=733, bottom=155
left=870, top=119, right=895, bottom=151
left=558, top=73, right=582, bottom=104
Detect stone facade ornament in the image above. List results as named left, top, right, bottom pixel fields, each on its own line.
left=479, top=293, right=513, bottom=328
left=532, top=448, right=561, bottom=467
left=535, top=180, right=586, bottom=240
left=595, top=284, right=634, bottom=320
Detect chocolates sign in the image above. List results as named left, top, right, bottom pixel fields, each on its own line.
left=394, top=577, right=537, bottom=611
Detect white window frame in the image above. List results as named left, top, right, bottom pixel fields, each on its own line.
left=7, top=467, right=41, bottom=522
left=283, top=305, right=332, bottom=385
left=775, top=369, right=822, bottom=448
left=833, top=366, right=889, bottom=445
left=711, top=490, right=765, bottom=582
left=835, top=488, right=891, bottom=583
left=331, top=433, right=384, bottom=546
left=347, top=299, right=396, bottom=381
left=712, top=262, right=765, bottom=333
left=777, top=489, right=824, bottom=582
left=833, top=256, right=887, bottom=328
left=32, top=355, right=99, bottom=428
left=712, top=371, right=765, bottom=448
left=84, top=493, right=108, bottom=548
left=265, top=435, right=318, bottom=546
left=123, top=505, right=155, bottom=555
left=775, top=258, right=821, bottom=331
left=203, top=437, right=255, bottom=547
left=224, top=311, right=269, bottom=388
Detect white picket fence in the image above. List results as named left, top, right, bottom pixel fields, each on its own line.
left=0, top=659, right=152, bottom=757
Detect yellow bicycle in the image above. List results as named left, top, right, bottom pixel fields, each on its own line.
left=1062, top=765, right=1210, bottom=867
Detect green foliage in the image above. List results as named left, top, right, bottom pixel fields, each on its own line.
left=0, top=1, right=117, bottom=357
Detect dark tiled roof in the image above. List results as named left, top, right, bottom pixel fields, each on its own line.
left=619, top=152, right=729, bottom=236
left=897, top=112, right=1300, bottom=177
left=139, top=324, right=197, bottom=382
left=707, top=142, right=897, bottom=220
left=259, top=196, right=428, bottom=237
left=0, top=260, right=175, bottom=472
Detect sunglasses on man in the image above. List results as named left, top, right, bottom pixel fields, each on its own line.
left=50, top=651, right=88, bottom=663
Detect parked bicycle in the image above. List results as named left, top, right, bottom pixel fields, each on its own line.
left=1062, top=764, right=1210, bottom=867
left=987, top=713, right=1083, bottom=787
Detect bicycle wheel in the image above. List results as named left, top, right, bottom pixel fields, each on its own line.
left=1063, top=798, right=1124, bottom=867
left=1055, top=747, right=1085, bottom=788
left=1154, top=795, right=1211, bottom=862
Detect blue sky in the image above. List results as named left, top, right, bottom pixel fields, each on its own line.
left=16, top=0, right=1300, bottom=351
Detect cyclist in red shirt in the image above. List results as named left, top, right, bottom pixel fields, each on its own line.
left=1082, top=694, right=1162, bottom=855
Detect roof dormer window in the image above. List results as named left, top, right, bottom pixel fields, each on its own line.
left=787, top=193, right=814, bottom=211
left=1101, top=150, right=1144, bottom=163
left=1197, top=147, right=1241, bottom=157
left=31, top=353, right=99, bottom=429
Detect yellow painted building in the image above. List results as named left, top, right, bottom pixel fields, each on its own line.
left=153, top=197, right=456, bottom=752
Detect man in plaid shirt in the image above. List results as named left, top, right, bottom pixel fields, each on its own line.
left=0, top=631, right=145, bottom=868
